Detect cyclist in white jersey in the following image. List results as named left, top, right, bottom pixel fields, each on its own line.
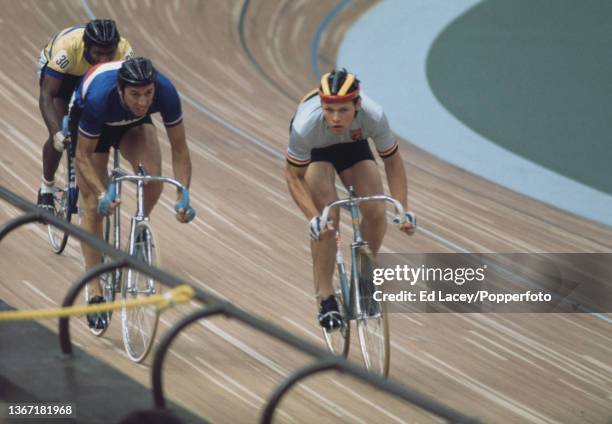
left=286, top=69, right=416, bottom=330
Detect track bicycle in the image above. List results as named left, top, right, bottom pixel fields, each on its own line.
left=319, top=187, right=407, bottom=377
left=86, top=147, right=193, bottom=363
left=46, top=116, right=78, bottom=253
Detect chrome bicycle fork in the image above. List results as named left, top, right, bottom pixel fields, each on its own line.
left=108, top=149, right=149, bottom=254
left=335, top=186, right=368, bottom=319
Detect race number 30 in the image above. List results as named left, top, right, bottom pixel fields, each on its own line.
left=53, top=50, right=70, bottom=69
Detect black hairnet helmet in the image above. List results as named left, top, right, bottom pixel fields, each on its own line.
left=118, top=57, right=156, bottom=89
left=83, top=19, right=120, bottom=49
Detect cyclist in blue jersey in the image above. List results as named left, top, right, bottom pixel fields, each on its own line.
left=70, top=57, right=194, bottom=329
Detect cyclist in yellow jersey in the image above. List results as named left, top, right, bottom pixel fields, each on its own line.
left=36, top=19, right=134, bottom=211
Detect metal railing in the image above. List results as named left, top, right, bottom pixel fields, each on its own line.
left=0, top=186, right=480, bottom=423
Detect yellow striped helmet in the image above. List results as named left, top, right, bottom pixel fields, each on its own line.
left=318, top=69, right=360, bottom=104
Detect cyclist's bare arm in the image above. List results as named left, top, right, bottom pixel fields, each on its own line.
left=39, top=74, right=63, bottom=135
left=382, top=150, right=415, bottom=234
left=285, top=162, right=319, bottom=220
left=382, top=150, right=408, bottom=209
left=75, top=133, right=107, bottom=197
left=166, top=122, right=192, bottom=193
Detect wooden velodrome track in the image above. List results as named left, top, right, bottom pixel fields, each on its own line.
left=1, top=1, right=611, bottom=423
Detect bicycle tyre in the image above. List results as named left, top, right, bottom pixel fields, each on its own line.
left=121, top=220, right=161, bottom=362
left=47, top=189, right=70, bottom=254
left=321, top=262, right=351, bottom=357
left=354, top=245, right=390, bottom=377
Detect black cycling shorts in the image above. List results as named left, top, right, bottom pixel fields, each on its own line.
left=39, top=66, right=80, bottom=104
left=311, top=139, right=375, bottom=173
left=69, top=106, right=154, bottom=153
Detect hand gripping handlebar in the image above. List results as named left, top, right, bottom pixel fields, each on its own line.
left=320, top=194, right=406, bottom=229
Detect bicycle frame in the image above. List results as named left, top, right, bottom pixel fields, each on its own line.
left=105, top=148, right=189, bottom=292
left=46, top=115, right=81, bottom=254
left=110, top=172, right=189, bottom=248
left=322, top=187, right=406, bottom=321
left=61, top=115, right=78, bottom=215
left=320, top=188, right=405, bottom=377
left=65, top=136, right=79, bottom=214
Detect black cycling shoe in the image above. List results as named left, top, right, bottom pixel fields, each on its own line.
left=36, top=189, right=55, bottom=213
left=318, top=295, right=343, bottom=330
left=86, top=295, right=108, bottom=330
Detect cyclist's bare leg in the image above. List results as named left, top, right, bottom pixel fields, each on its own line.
left=339, top=159, right=386, bottom=254
left=119, top=123, right=162, bottom=216
left=77, top=152, right=110, bottom=297
left=305, top=161, right=339, bottom=299
left=41, top=98, right=68, bottom=183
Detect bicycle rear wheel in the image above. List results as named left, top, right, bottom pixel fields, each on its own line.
left=354, top=245, right=390, bottom=377
left=321, top=263, right=351, bottom=357
left=121, top=220, right=160, bottom=362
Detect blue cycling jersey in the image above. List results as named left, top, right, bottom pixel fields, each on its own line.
left=74, top=61, right=182, bottom=138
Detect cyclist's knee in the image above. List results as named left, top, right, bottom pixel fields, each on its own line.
left=142, top=182, right=162, bottom=215
left=144, top=180, right=163, bottom=198
left=313, top=193, right=337, bottom=213
left=327, top=208, right=340, bottom=228
left=80, top=201, right=99, bottom=217
left=361, top=202, right=385, bottom=224
left=43, top=135, right=58, bottom=151
left=79, top=189, right=99, bottom=210
left=305, top=163, right=337, bottom=210
left=141, top=155, right=161, bottom=177
left=310, top=184, right=338, bottom=213
left=311, top=234, right=336, bottom=251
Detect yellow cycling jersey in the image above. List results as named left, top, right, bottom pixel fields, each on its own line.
left=42, top=26, right=133, bottom=78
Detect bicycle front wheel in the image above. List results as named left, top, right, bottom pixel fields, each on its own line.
left=47, top=187, right=71, bottom=254
left=354, top=245, right=390, bottom=377
left=121, top=220, right=161, bottom=362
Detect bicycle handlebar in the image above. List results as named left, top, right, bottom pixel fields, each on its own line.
left=320, top=194, right=406, bottom=228
left=99, top=173, right=194, bottom=220
left=112, top=174, right=189, bottom=195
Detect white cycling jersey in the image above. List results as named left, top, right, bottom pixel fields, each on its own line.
left=287, top=93, right=398, bottom=166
